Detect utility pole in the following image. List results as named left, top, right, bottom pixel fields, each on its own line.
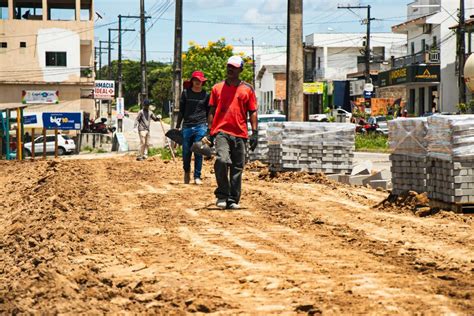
left=99, top=40, right=115, bottom=79
left=338, top=5, right=375, bottom=83
left=458, top=0, right=467, bottom=103
left=140, top=0, right=148, bottom=104
left=107, top=29, right=119, bottom=80
left=115, top=16, right=135, bottom=133
left=286, top=0, right=304, bottom=121
left=232, top=37, right=256, bottom=87
left=252, top=37, right=256, bottom=88
left=171, top=0, right=183, bottom=129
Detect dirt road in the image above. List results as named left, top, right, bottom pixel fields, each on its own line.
left=1, top=157, right=473, bottom=314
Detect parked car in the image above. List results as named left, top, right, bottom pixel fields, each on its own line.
left=333, top=107, right=353, bottom=121
left=258, top=114, right=286, bottom=123
left=368, top=116, right=389, bottom=135
left=308, top=114, right=329, bottom=122
left=24, top=134, right=76, bottom=156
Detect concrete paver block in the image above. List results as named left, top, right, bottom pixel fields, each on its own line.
left=362, top=169, right=391, bottom=186
left=351, top=161, right=373, bottom=176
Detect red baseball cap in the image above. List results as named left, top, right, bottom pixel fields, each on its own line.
left=191, top=71, right=207, bottom=82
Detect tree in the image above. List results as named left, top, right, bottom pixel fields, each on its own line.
left=100, top=60, right=173, bottom=112
left=149, top=64, right=173, bottom=115
left=182, top=39, right=254, bottom=90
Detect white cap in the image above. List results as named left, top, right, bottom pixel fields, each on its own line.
left=227, top=55, right=244, bottom=68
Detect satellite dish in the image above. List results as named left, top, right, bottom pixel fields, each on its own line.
left=465, top=54, right=474, bottom=92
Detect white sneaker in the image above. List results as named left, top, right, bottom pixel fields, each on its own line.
left=216, top=199, right=227, bottom=209
left=227, top=202, right=240, bottom=210
left=194, top=178, right=203, bottom=185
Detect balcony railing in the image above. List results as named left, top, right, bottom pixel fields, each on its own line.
left=392, top=50, right=440, bottom=68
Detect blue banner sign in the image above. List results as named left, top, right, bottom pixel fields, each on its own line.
left=42, top=112, right=82, bottom=130
left=24, top=115, right=38, bottom=125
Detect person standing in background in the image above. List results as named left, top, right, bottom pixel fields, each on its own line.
left=176, top=71, right=210, bottom=184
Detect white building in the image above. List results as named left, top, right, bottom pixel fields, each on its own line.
left=379, top=0, right=474, bottom=114
left=304, top=32, right=406, bottom=81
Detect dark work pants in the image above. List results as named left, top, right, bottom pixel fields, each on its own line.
left=214, top=132, right=246, bottom=204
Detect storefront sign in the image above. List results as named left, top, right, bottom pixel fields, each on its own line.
left=379, top=65, right=440, bottom=87
left=94, top=80, right=115, bottom=100
left=22, top=90, right=59, bottom=104
left=24, top=114, right=38, bottom=125
left=303, top=82, right=325, bottom=94
left=42, top=112, right=82, bottom=130
left=350, top=79, right=365, bottom=96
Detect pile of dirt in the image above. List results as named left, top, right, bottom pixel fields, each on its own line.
left=375, top=191, right=433, bottom=217
left=257, top=169, right=334, bottom=185
left=0, top=160, right=117, bottom=313
left=245, top=160, right=267, bottom=171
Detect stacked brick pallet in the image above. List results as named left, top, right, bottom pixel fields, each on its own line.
left=426, top=115, right=474, bottom=204
left=267, top=122, right=355, bottom=174
left=388, top=118, right=428, bottom=195
left=248, top=124, right=269, bottom=163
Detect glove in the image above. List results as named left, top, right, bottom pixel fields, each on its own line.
left=201, top=129, right=214, bottom=147
left=249, top=130, right=258, bottom=151
left=156, top=114, right=162, bottom=120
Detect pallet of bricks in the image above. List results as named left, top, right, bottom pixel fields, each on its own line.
left=388, top=118, right=428, bottom=195
left=247, top=124, right=269, bottom=163
left=426, top=115, right=474, bottom=205
left=267, top=122, right=355, bottom=174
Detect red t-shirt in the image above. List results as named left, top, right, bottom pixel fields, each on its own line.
left=209, top=81, right=257, bottom=139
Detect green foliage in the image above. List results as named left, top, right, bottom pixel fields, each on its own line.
left=328, top=116, right=336, bottom=122
left=469, top=100, right=474, bottom=112
left=128, top=104, right=140, bottom=113
left=148, top=147, right=183, bottom=160
left=99, top=60, right=172, bottom=112
left=355, top=134, right=389, bottom=153
left=183, top=39, right=254, bottom=89
left=457, top=103, right=468, bottom=114
left=82, top=146, right=93, bottom=152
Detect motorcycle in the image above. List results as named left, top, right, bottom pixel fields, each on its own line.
left=85, top=118, right=116, bottom=134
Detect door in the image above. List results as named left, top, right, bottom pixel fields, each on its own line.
left=34, top=136, right=44, bottom=153
left=46, top=135, right=56, bottom=153
left=419, top=87, right=425, bottom=116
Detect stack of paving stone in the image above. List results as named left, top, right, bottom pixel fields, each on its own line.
left=248, top=124, right=269, bottom=163
left=426, top=115, right=474, bottom=203
left=267, top=122, right=355, bottom=174
left=388, top=118, right=428, bottom=195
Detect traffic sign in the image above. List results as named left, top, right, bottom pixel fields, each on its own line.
left=116, top=97, right=125, bottom=119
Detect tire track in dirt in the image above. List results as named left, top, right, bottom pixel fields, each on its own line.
left=244, top=181, right=474, bottom=313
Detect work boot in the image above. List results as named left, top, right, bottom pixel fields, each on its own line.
left=136, top=156, right=143, bottom=161
left=184, top=172, right=191, bottom=184
left=194, top=178, right=203, bottom=185
left=216, top=198, right=227, bottom=209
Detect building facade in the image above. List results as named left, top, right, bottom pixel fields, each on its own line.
left=378, top=0, right=474, bottom=114
left=0, top=0, right=95, bottom=114
left=256, top=65, right=286, bottom=114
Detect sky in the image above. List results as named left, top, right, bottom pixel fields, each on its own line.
left=94, top=0, right=410, bottom=62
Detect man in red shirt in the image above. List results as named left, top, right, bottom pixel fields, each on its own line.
left=204, top=55, right=258, bottom=210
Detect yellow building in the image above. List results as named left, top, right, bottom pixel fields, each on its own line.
left=0, top=0, right=95, bottom=114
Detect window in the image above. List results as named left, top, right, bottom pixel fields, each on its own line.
left=46, top=136, right=56, bottom=142
left=20, top=42, right=26, bottom=48
left=0, top=0, right=7, bottom=20
left=46, top=52, right=67, bottom=67
left=421, top=39, right=426, bottom=51
left=432, top=36, right=437, bottom=49
left=317, top=57, right=321, bottom=69
left=0, top=42, right=7, bottom=48
left=411, top=42, right=415, bottom=55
